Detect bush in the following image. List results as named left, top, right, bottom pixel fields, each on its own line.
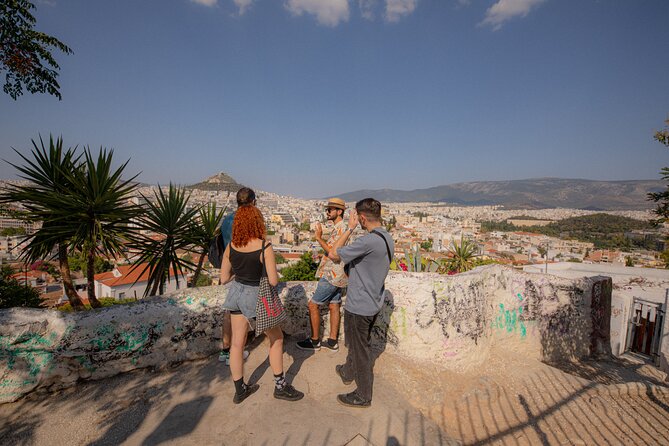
left=57, top=297, right=137, bottom=312
left=0, top=266, right=44, bottom=309
left=279, top=252, right=318, bottom=281
left=195, top=274, right=212, bottom=287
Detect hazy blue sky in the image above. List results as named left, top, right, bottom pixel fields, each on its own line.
left=1, top=0, right=668, bottom=198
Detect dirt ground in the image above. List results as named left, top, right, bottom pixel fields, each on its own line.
left=1, top=336, right=668, bottom=445
left=376, top=347, right=669, bottom=445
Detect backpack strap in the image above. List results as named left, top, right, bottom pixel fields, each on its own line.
left=371, top=230, right=392, bottom=264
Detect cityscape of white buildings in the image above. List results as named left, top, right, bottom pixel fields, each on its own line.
left=1, top=179, right=667, bottom=303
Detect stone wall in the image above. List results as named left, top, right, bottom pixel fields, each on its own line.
left=0, top=265, right=611, bottom=403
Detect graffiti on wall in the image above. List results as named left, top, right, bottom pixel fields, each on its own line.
left=492, top=293, right=528, bottom=339
left=426, top=279, right=489, bottom=344
left=0, top=326, right=72, bottom=399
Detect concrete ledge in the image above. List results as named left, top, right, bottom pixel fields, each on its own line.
left=0, top=265, right=611, bottom=403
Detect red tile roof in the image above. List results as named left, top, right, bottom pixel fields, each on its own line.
left=95, top=264, right=181, bottom=287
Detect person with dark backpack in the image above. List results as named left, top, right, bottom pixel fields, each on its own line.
left=214, top=187, right=257, bottom=365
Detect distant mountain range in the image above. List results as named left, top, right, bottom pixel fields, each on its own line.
left=335, top=178, right=666, bottom=210
left=187, top=172, right=245, bottom=192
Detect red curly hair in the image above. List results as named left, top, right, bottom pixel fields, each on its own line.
left=232, top=205, right=266, bottom=247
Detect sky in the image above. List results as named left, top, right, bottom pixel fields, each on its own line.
left=1, top=0, right=668, bottom=199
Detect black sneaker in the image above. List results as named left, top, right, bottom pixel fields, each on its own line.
left=335, top=364, right=353, bottom=385
left=233, top=383, right=259, bottom=404
left=296, top=338, right=321, bottom=351
left=274, top=384, right=304, bottom=401
left=321, top=338, right=339, bottom=351
left=337, top=391, right=371, bottom=408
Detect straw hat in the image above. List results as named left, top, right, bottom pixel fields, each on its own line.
left=325, top=198, right=346, bottom=210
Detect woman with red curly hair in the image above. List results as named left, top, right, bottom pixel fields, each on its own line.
left=220, top=199, right=304, bottom=404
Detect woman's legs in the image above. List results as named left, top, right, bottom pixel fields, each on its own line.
left=230, top=313, right=249, bottom=381
left=265, top=325, right=284, bottom=375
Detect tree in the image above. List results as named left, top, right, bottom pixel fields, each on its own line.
left=130, top=184, right=198, bottom=296
left=445, top=236, right=478, bottom=274
left=385, top=215, right=397, bottom=232
left=188, top=202, right=225, bottom=287
left=625, top=256, right=635, bottom=267
left=68, top=251, right=113, bottom=276
left=648, top=119, right=669, bottom=225
left=420, top=239, right=433, bottom=251
left=661, top=249, right=669, bottom=269
left=54, top=147, right=140, bottom=308
left=0, top=135, right=84, bottom=309
left=279, top=252, right=318, bottom=281
left=1, top=0, right=73, bottom=100
left=195, top=274, right=212, bottom=287
left=275, top=253, right=287, bottom=264
left=0, top=227, right=26, bottom=236
left=0, top=265, right=43, bottom=308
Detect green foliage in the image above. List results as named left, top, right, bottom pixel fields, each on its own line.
left=0, top=265, right=43, bottom=309
left=195, top=274, right=212, bottom=287
left=412, top=211, right=428, bottom=222
left=0, top=135, right=84, bottom=309
left=0, top=135, right=80, bottom=263
left=68, top=252, right=113, bottom=275
left=0, top=0, right=73, bottom=100
left=649, top=119, right=669, bottom=225
left=661, top=249, right=669, bottom=269
left=420, top=239, right=433, bottom=251
left=625, top=256, right=635, bottom=267
left=57, top=297, right=137, bottom=312
left=279, top=252, right=318, bottom=281
left=275, top=253, right=287, bottom=264
left=471, top=258, right=500, bottom=268
left=129, top=184, right=198, bottom=296
left=446, top=236, right=479, bottom=273
left=187, top=202, right=225, bottom=286
left=298, top=221, right=311, bottom=231
left=394, top=245, right=439, bottom=272
left=480, top=220, right=519, bottom=232
left=385, top=215, right=397, bottom=231
left=481, top=214, right=655, bottom=250
left=567, top=257, right=583, bottom=263
left=0, top=227, right=26, bottom=236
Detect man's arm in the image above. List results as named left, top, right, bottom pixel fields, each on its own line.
left=313, top=223, right=330, bottom=253
left=328, top=210, right=358, bottom=262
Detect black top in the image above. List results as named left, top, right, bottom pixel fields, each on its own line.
left=230, top=243, right=270, bottom=286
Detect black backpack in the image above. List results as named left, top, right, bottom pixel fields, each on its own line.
left=208, top=233, right=225, bottom=269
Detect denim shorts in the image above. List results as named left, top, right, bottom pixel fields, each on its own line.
left=222, top=281, right=258, bottom=320
left=311, top=278, right=343, bottom=305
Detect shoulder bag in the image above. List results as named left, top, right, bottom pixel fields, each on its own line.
left=255, top=240, right=288, bottom=335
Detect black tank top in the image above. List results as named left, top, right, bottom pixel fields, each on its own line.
left=230, top=243, right=270, bottom=286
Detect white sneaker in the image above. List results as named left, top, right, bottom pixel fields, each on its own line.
left=219, top=350, right=250, bottom=366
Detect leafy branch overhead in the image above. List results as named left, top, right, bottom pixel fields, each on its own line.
left=648, top=119, right=669, bottom=225
left=0, top=0, right=73, bottom=100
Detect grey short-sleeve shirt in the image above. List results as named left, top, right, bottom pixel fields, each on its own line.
left=337, top=227, right=394, bottom=317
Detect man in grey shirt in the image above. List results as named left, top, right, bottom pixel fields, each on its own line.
left=328, top=198, right=394, bottom=408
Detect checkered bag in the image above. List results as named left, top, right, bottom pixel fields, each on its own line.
left=255, top=241, right=287, bottom=336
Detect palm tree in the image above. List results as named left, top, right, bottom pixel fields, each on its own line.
left=55, top=147, right=141, bottom=308
left=0, top=135, right=85, bottom=309
left=188, top=202, right=225, bottom=287
left=446, top=235, right=479, bottom=273
left=130, top=184, right=198, bottom=296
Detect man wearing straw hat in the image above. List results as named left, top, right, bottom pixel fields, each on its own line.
left=296, top=198, right=350, bottom=352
